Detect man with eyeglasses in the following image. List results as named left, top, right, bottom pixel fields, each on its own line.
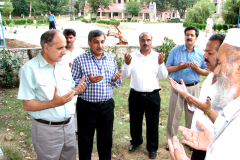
left=166, top=25, right=209, bottom=150
left=121, top=32, right=168, bottom=159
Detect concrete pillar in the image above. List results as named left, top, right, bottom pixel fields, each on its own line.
left=111, top=12, right=113, bottom=18
left=122, top=12, right=124, bottom=19
left=142, top=13, right=144, bottom=19
left=100, top=12, right=102, bottom=19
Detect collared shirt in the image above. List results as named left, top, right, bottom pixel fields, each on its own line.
left=17, top=53, right=75, bottom=121
left=206, top=18, right=214, bottom=26
left=48, top=14, right=55, bottom=22
left=61, top=47, right=85, bottom=66
left=121, top=49, right=168, bottom=92
left=191, top=73, right=224, bottom=135
left=166, top=44, right=207, bottom=83
left=205, top=97, right=240, bottom=160
left=71, top=50, right=122, bottom=103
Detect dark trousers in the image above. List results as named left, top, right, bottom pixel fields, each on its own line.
left=191, top=148, right=206, bottom=160
left=49, top=21, right=56, bottom=29
left=76, top=98, right=114, bottom=160
left=128, top=89, right=161, bottom=152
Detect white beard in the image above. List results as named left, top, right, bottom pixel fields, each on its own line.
left=212, top=71, right=236, bottom=109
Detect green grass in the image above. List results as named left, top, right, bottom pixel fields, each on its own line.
left=0, top=75, right=207, bottom=159
left=92, top=23, right=135, bottom=30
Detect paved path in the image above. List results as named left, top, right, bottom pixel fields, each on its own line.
left=4, top=18, right=210, bottom=50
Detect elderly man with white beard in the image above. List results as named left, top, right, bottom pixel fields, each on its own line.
left=167, top=28, right=240, bottom=160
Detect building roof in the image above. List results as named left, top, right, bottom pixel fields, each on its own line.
left=85, top=3, right=149, bottom=13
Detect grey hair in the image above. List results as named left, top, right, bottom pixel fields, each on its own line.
left=88, top=29, right=106, bottom=42
left=226, top=45, right=240, bottom=68
left=139, top=32, right=153, bottom=39
left=40, top=30, right=60, bottom=48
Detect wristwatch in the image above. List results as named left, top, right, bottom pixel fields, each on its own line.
left=204, top=108, right=213, bottom=116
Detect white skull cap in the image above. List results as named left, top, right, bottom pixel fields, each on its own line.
left=223, top=28, right=240, bottom=47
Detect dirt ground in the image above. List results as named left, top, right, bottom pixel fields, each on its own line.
left=1, top=38, right=40, bottom=49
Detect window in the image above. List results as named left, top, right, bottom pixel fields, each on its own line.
left=172, top=13, right=175, bottom=17
left=124, top=0, right=126, bottom=2
left=140, top=13, right=143, bottom=16
left=118, top=0, right=121, bottom=3
left=102, top=12, right=106, bottom=16
left=97, top=12, right=100, bottom=16
left=113, top=12, right=118, bottom=16
left=113, top=0, right=116, bottom=3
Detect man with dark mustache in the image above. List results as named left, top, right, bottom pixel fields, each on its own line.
left=71, top=29, right=122, bottom=160
left=62, top=29, right=85, bottom=68
left=122, top=32, right=168, bottom=159
left=166, top=25, right=209, bottom=150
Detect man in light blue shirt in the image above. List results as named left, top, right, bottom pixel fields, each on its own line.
left=48, top=11, right=56, bottom=29
left=166, top=25, right=209, bottom=150
left=18, top=30, right=86, bottom=160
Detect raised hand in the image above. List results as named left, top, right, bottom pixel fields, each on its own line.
left=75, top=76, right=87, bottom=95
left=179, top=121, right=215, bottom=151
left=169, top=78, right=188, bottom=99
left=124, top=53, right=132, bottom=65
left=186, top=95, right=211, bottom=112
left=178, top=61, right=189, bottom=70
left=112, top=70, right=122, bottom=81
left=158, top=52, right=165, bottom=64
left=89, top=72, right=104, bottom=83
left=168, top=137, right=189, bottom=160
left=190, top=62, right=199, bottom=71
left=51, top=86, right=75, bottom=107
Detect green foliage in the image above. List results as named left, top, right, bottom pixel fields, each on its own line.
left=213, top=23, right=217, bottom=31
left=141, top=0, right=169, bottom=12
left=127, top=18, right=131, bottom=21
left=0, top=49, right=21, bottom=88
left=12, top=0, right=29, bottom=15
left=1, top=145, right=24, bottom=160
left=217, top=24, right=222, bottom=31
left=124, top=1, right=141, bottom=18
left=87, top=0, right=111, bottom=15
left=156, top=36, right=177, bottom=63
left=97, top=19, right=121, bottom=26
left=186, top=0, right=216, bottom=24
left=221, top=0, right=240, bottom=24
left=229, top=24, right=234, bottom=29
left=2, top=0, right=14, bottom=17
left=91, top=17, right=96, bottom=21
left=222, top=24, right=228, bottom=31
left=171, top=0, right=197, bottom=18
left=32, top=0, right=69, bottom=15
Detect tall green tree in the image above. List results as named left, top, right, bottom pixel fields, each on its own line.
left=170, top=0, right=197, bottom=19
left=221, top=0, right=240, bottom=24
left=186, top=0, right=215, bottom=24
left=2, top=0, right=14, bottom=18
left=12, top=0, right=29, bottom=16
left=141, top=0, right=169, bottom=12
left=32, top=0, right=69, bottom=15
left=86, top=0, right=111, bottom=16
left=124, top=1, right=141, bottom=18
left=74, top=0, right=85, bottom=16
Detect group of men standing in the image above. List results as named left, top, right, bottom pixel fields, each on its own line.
left=17, top=22, right=239, bottom=160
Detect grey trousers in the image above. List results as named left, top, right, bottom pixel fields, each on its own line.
left=31, top=116, right=76, bottom=160
left=167, top=84, right=199, bottom=140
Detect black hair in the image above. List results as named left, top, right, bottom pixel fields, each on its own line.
left=184, top=25, right=199, bottom=37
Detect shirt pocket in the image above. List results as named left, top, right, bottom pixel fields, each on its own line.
left=36, top=79, right=55, bottom=101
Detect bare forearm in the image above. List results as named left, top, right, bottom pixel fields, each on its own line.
left=23, top=99, right=56, bottom=111
left=208, top=109, right=218, bottom=123
left=166, top=66, right=182, bottom=73
left=195, top=68, right=209, bottom=76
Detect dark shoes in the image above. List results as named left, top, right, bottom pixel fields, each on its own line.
left=129, top=145, right=137, bottom=152
left=166, top=144, right=169, bottom=151
left=149, top=152, right=157, bottom=159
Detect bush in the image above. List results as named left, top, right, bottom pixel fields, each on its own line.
left=135, top=19, right=138, bottom=22
left=127, top=18, right=131, bottom=21
left=156, top=36, right=177, bottom=63
left=0, top=49, right=21, bottom=88
left=91, top=17, right=96, bottom=21
left=222, top=24, right=228, bottom=31
left=213, top=23, right=217, bottom=31
left=217, top=24, right=222, bottom=31
left=229, top=24, right=234, bottom=29
left=2, top=20, right=5, bottom=26
left=203, top=24, right=206, bottom=29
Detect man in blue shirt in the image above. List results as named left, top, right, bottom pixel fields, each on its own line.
left=71, top=29, right=122, bottom=160
left=48, top=11, right=56, bottom=29
left=166, top=25, right=209, bottom=150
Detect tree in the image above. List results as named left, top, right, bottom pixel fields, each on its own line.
left=74, top=0, right=85, bottom=16
left=86, top=0, right=111, bottom=16
left=2, top=0, right=14, bottom=19
left=124, top=1, right=141, bottom=18
left=32, top=0, right=69, bottom=15
left=12, top=0, right=29, bottom=17
left=186, top=0, right=215, bottom=24
left=221, top=0, right=240, bottom=24
left=170, top=0, right=197, bottom=19
left=141, top=0, right=169, bottom=12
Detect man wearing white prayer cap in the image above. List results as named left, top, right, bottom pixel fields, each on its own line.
left=167, top=28, right=240, bottom=160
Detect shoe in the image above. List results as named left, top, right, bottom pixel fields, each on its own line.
left=149, top=152, right=157, bottom=159
left=129, top=145, right=137, bottom=152
left=166, top=144, right=169, bottom=151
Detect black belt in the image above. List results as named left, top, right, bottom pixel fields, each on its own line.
left=131, top=88, right=161, bottom=96
left=35, top=117, right=71, bottom=125
left=175, top=81, right=198, bottom=86
left=80, top=98, right=111, bottom=106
